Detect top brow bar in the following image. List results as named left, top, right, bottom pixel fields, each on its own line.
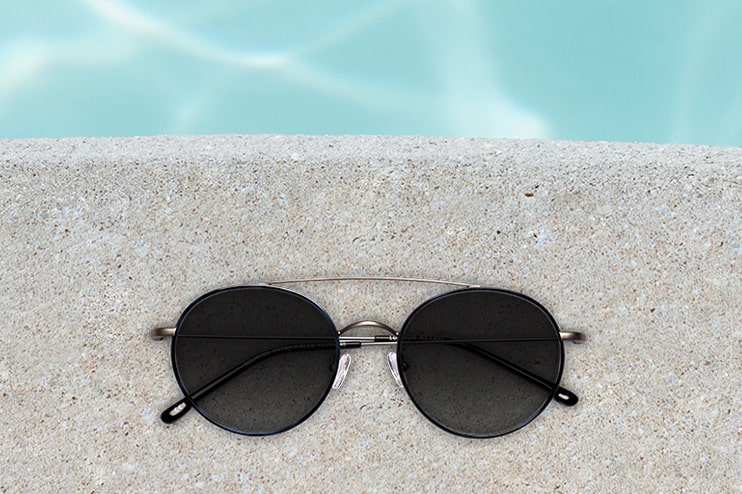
left=265, top=276, right=480, bottom=288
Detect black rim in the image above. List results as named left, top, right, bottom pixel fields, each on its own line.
left=397, top=288, right=565, bottom=438
left=171, top=285, right=339, bottom=435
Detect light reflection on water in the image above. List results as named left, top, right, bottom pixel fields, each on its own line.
left=0, top=0, right=740, bottom=145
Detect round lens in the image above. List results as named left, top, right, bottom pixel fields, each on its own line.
left=172, top=286, right=339, bottom=435
left=397, top=288, right=564, bottom=438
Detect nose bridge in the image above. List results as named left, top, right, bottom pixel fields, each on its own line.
left=337, top=320, right=398, bottom=347
left=338, top=320, right=398, bottom=337
left=332, top=320, right=402, bottom=389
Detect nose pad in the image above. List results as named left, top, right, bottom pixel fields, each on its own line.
left=332, top=353, right=352, bottom=389
left=387, top=352, right=404, bottom=388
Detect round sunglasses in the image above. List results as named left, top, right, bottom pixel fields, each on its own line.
left=150, top=277, right=586, bottom=438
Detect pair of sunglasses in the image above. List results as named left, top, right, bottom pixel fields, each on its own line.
left=150, top=277, right=586, bottom=438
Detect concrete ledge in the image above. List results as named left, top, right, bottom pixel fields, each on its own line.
left=1, top=135, right=739, bottom=492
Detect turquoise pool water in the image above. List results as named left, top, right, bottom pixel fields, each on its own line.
left=1, top=0, right=740, bottom=145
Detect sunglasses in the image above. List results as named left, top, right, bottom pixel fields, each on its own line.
left=150, top=277, right=586, bottom=438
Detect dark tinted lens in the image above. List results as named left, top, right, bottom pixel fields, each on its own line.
left=172, top=286, right=338, bottom=435
left=397, top=288, right=564, bottom=438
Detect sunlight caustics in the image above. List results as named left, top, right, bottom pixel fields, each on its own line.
left=81, top=0, right=547, bottom=138
left=415, top=0, right=550, bottom=138
left=0, top=0, right=739, bottom=142
left=84, top=0, right=288, bottom=69
left=669, top=0, right=742, bottom=146
left=83, top=0, right=411, bottom=116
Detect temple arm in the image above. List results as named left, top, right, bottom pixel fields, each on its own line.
left=158, top=340, right=340, bottom=423
left=151, top=328, right=585, bottom=424
left=150, top=327, right=587, bottom=343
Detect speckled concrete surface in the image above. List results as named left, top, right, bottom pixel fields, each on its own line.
left=0, top=135, right=739, bottom=492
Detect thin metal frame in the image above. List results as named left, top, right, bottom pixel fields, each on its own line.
left=266, top=275, right=481, bottom=288
left=150, top=275, right=588, bottom=436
